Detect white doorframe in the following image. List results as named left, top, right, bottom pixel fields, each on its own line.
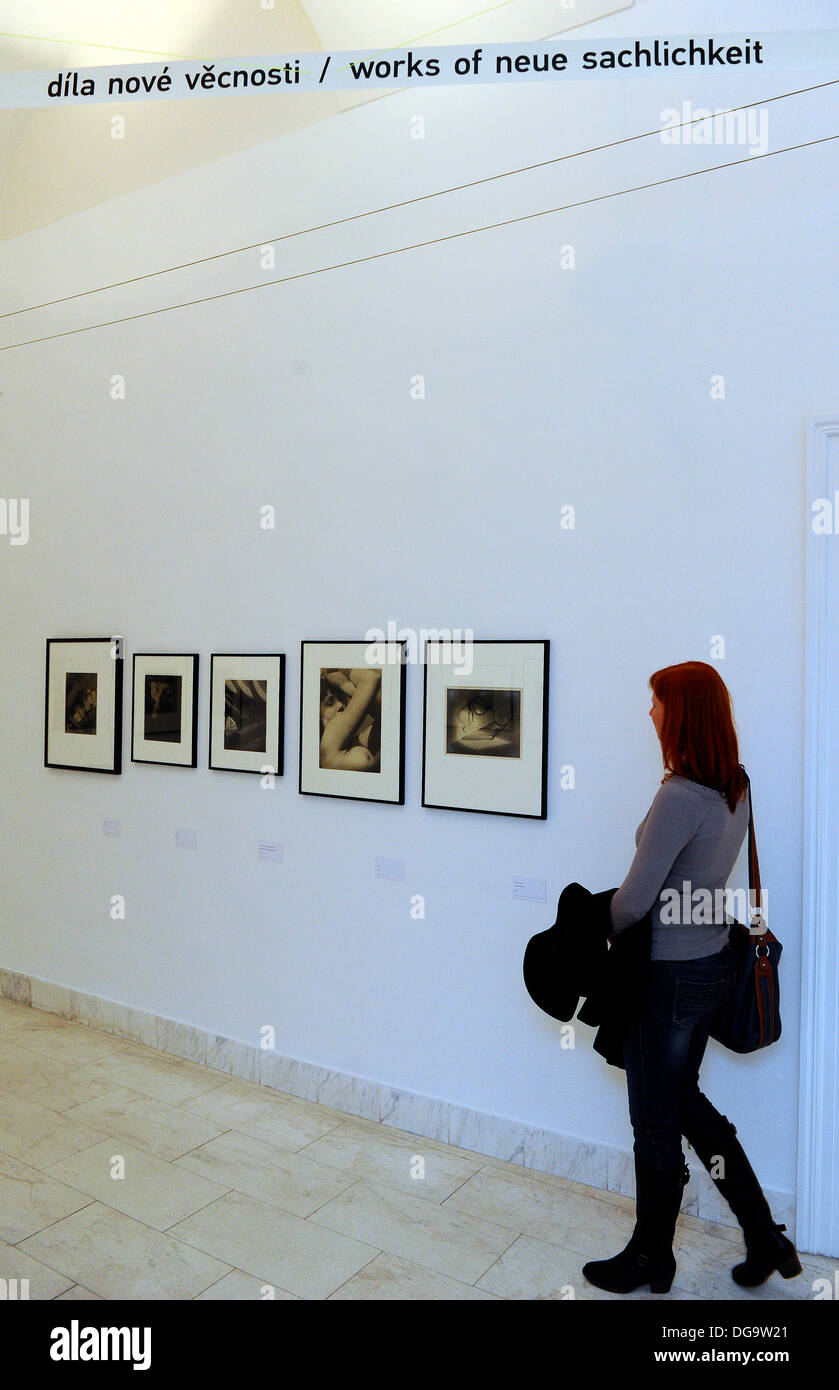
left=798, top=418, right=839, bottom=1258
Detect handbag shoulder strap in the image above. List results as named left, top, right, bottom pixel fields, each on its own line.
left=743, top=768, right=765, bottom=933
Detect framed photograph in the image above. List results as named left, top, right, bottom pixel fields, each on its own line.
left=44, top=637, right=123, bottom=773
left=422, top=639, right=549, bottom=818
left=131, top=654, right=198, bottom=767
left=299, top=640, right=406, bottom=804
left=209, top=654, right=285, bottom=775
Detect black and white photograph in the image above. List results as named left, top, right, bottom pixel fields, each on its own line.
left=209, top=653, right=285, bottom=774
left=143, top=673, right=182, bottom=743
left=423, top=640, right=549, bottom=817
left=300, top=641, right=405, bottom=803
left=225, top=678, right=265, bottom=751
left=319, top=666, right=382, bottom=771
left=131, top=653, right=198, bottom=767
left=44, top=637, right=123, bottom=773
left=445, top=686, right=522, bottom=757
left=64, top=671, right=98, bottom=735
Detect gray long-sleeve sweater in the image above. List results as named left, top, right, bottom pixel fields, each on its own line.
left=609, top=774, right=749, bottom=961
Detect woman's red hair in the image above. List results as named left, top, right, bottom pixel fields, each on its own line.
left=650, top=662, right=747, bottom=812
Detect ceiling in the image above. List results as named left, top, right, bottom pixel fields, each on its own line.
left=0, top=0, right=632, bottom=240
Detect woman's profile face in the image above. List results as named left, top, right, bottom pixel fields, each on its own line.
left=320, top=690, right=346, bottom=726
left=650, top=690, right=664, bottom=739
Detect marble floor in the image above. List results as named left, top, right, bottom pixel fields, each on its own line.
left=0, top=998, right=831, bottom=1301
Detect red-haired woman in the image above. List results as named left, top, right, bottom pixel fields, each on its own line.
left=583, top=662, right=801, bottom=1295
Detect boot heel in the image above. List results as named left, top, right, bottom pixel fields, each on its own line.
left=778, top=1252, right=802, bottom=1279
left=649, top=1276, right=674, bottom=1293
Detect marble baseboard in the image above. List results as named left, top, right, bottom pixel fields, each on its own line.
left=2, top=969, right=32, bottom=1006
left=1, top=966, right=795, bottom=1241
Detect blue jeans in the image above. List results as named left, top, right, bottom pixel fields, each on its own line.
left=622, top=942, right=737, bottom=1172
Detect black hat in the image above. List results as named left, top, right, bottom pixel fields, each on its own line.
left=522, top=881, right=597, bottom=1022
left=525, top=878, right=597, bottom=1023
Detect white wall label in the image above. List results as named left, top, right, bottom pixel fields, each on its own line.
left=512, top=877, right=546, bottom=903
left=175, top=828, right=197, bottom=850
left=102, top=818, right=122, bottom=838
left=258, top=841, right=283, bottom=863
left=376, top=856, right=405, bottom=882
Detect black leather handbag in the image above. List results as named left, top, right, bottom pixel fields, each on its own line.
left=710, top=772, right=782, bottom=1053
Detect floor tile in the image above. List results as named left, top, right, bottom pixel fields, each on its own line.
left=0, top=1015, right=33, bottom=1036
left=19, top=1202, right=232, bottom=1300
left=191, top=1078, right=347, bottom=1132
left=7, top=1021, right=134, bottom=1066
left=0, top=1149, right=93, bottom=1243
left=478, top=1233, right=699, bottom=1301
left=444, top=1165, right=634, bottom=1256
left=64, top=1087, right=228, bottom=1161
left=263, top=1089, right=377, bottom=1131
left=0, top=1000, right=32, bottom=1021
left=181, top=1082, right=344, bottom=1150
left=298, top=1121, right=482, bottom=1201
left=195, top=1269, right=299, bottom=1300
left=329, top=1250, right=500, bottom=1300
left=0, top=1003, right=69, bottom=1032
left=45, top=1139, right=230, bottom=1230
left=565, top=1176, right=635, bottom=1211
left=169, top=1189, right=380, bottom=1299
left=78, top=1051, right=229, bottom=1104
left=482, top=1154, right=573, bottom=1190
left=103, top=1039, right=172, bottom=1063
left=174, top=1129, right=356, bottom=1217
left=675, top=1208, right=741, bottom=1246
left=0, top=1093, right=107, bottom=1169
left=0, top=1238, right=76, bottom=1299
left=800, top=1258, right=839, bottom=1296
left=0, top=1043, right=118, bottom=1113
left=802, top=1249, right=839, bottom=1276
left=670, top=1232, right=826, bottom=1301
left=309, top=1179, right=518, bottom=1284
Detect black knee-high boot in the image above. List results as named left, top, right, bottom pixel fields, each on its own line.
left=582, top=1154, right=688, bottom=1294
left=681, top=1106, right=801, bottom=1287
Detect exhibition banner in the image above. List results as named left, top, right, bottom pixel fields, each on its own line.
left=1, top=31, right=838, bottom=109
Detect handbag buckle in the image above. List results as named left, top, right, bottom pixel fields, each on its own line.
left=748, top=912, right=767, bottom=937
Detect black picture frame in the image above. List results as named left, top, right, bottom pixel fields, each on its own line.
left=298, top=639, right=407, bottom=805
left=208, top=653, right=285, bottom=775
left=421, top=638, right=550, bottom=819
left=44, top=636, right=123, bottom=774
left=131, top=653, right=199, bottom=768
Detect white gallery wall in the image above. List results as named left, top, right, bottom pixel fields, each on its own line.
left=2, top=0, right=838, bottom=1203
